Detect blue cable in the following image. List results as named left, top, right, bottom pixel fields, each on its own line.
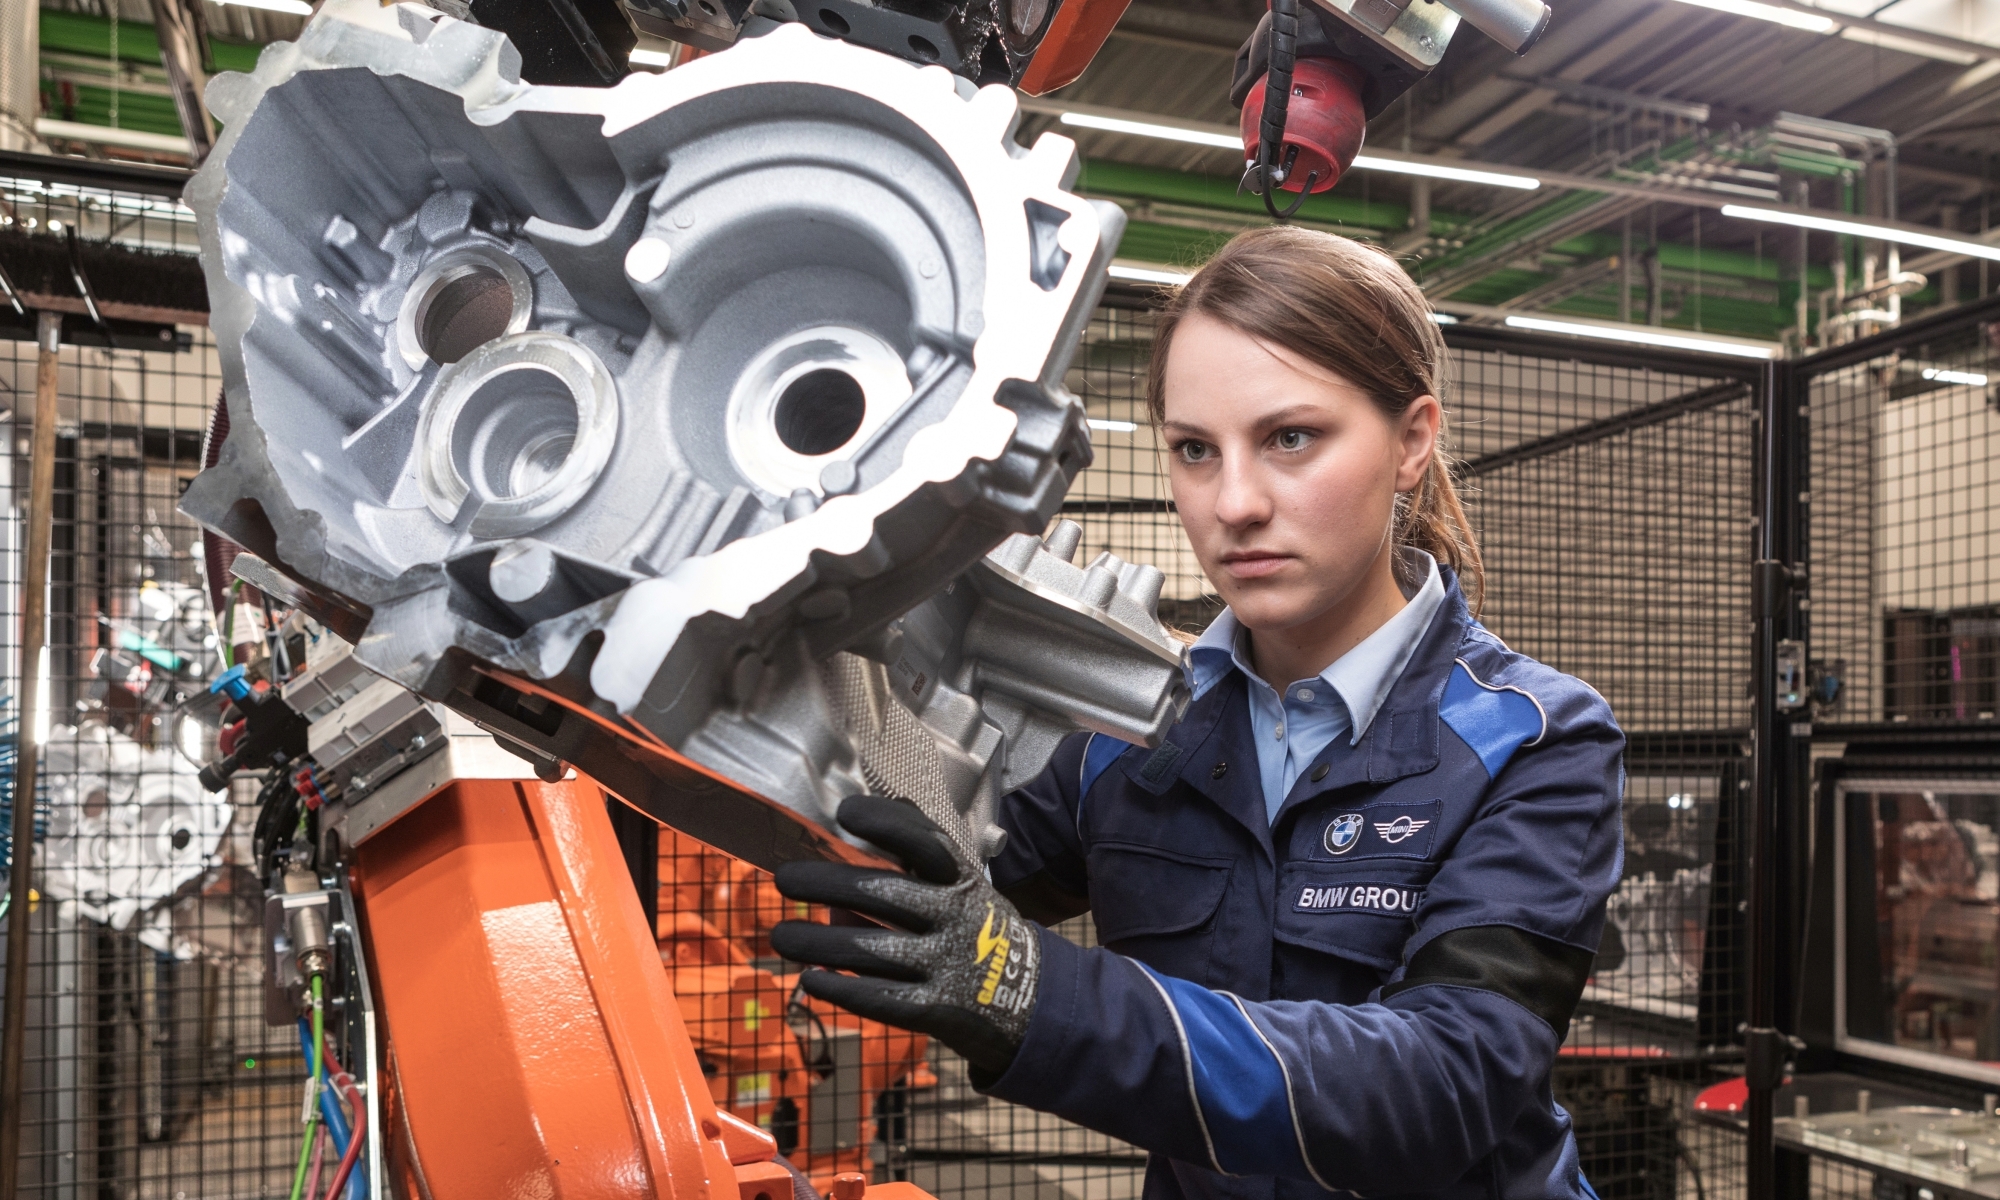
left=295, top=1018, right=367, bottom=1200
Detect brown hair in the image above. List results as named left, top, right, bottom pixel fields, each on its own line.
left=1144, top=225, right=1484, bottom=614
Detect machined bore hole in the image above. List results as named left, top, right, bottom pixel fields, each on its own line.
left=452, top=365, right=580, bottom=502
left=774, top=368, right=866, bottom=457
left=908, top=34, right=940, bottom=61
left=818, top=7, right=850, bottom=34
left=420, top=265, right=516, bottom=365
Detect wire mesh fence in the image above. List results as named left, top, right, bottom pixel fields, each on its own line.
left=0, top=158, right=1774, bottom=1200
left=1791, top=303, right=2000, bottom=1197
left=1, top=162, right=311, bottom=1200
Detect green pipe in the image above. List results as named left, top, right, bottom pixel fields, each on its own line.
left=38, top=81, right=184, bottom=137
left=40, top=10, right=264, bottom=73
left=1077, top=159, right=1417, bottom=233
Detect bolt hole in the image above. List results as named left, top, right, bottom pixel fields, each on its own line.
left=453, top=365, right=579, bottom=501
left=818, top=7, right=850, bottom=35
left=171, top=828, right=192, bottom=851
left=774, top=368, right=866, bottom=457
left=907, top=34, right=939, bottom=61
left=698, top=0, right=716, bottom=12
left=419, top=265, right=516, bottom=364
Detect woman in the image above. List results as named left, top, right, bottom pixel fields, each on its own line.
left=769, top=226, right=1625, bottom=1200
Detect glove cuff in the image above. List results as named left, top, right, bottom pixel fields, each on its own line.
left=972, top=924, right=1082, bottom=1098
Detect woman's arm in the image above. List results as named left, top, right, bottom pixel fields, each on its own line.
left=982, top=710, right=1625, bottom=1196
left=987, top=730, right=1110, bottom=926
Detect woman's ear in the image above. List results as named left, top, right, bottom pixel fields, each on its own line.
left=1395, top=395, right=1442, bottom=493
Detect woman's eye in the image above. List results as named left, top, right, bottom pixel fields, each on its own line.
left=1275, top=429, right=1311, bottom=451
left=1176, top=441, right=1214, bottom=464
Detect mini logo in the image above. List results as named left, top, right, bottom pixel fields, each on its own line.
left=1323, top=813, right=1365, bottom=855
left=1373, top=815, right=1432, bottom=844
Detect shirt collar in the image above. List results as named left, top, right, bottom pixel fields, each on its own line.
left=1185, top=549, right=1447, bottom=742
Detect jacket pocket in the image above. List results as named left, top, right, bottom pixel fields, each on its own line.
left=1086, top=842, right=1233, bottom=943
left=1272, top=860, right=1438, bottom=972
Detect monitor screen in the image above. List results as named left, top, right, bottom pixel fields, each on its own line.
left=1836, top=780, right=2000, bottom=1084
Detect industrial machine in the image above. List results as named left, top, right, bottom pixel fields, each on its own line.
left=167, top=0, right=1568, bottom=1193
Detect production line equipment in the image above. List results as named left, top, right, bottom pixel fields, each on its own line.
left=179, top=2, right=1186, bottom=1195
left=172, top=0, right=1563, bottom=1192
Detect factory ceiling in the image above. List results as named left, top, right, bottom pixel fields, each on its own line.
left=26, top=0, right=2000, bottom=341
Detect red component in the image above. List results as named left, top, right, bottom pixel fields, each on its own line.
left=219, top=717, right=246, bottom=757
left=1238, top=57, right=1370, bottom=195
left=1016, top=0, right=1134, bottom=96
left=1692, top=1076, right=1792, bottom=1114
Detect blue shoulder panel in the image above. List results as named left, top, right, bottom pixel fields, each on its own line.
left=1136, top=965, right=1309, bottom=1179
left=1439, top=661, right=1546, bottom=779
left=1078, top=733, right=1131, bottom=802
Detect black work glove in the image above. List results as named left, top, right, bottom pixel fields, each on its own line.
left=769, top=796, right=1041, bottom=1077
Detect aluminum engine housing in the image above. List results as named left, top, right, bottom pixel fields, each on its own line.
left=182, top=1, right=1187, bottom=868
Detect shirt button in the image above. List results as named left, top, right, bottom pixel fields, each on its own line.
left=1273, top=723, right=1285, bottom=739
left=1296, top=688, right=1314, bottom=702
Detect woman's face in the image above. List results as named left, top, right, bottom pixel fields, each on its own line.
left=1160, top=312, right=1439, bottom=636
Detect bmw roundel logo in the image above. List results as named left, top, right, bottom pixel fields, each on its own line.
left=1324, top=813, right=1365, bottom=855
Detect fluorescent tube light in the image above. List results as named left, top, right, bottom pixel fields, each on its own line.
left=1721, top=204, right=2000, bottom=262
left=1058, top=112, right=1241, bottom=150
left=1430, top=313, right=1459, bottom=325
left=1055, top=109, right=1540, bottom=190
left=630, top=47, right=678, bottom=67
left=1503, top=315, right=1780, bottom=359
left=1922, top=367, right=1990, bottom=386
left=1838, top=26, right=1979, bottom=63
left=1108, top=264, right=1194, bottom=286
left=1663, top=0, right=1836, bottom=33
left=217, top=0, right=314, bottom=15
left=1351, top=155, right=1541, bottom=190
left=1087, top=419, right=1141, bottom=432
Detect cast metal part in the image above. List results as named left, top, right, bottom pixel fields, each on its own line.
left=38, top=723, right=232, bottom=956
left=182, top=1, right=1185, bottom=871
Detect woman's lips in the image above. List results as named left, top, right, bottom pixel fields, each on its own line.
left=1219, top=552, right=1292, bottom=580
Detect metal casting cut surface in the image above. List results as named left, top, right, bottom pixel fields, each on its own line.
left=183, top=0, right=1186, bottom=867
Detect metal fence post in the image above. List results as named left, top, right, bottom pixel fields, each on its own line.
left=1746, top=355, right=1807, bottom=1200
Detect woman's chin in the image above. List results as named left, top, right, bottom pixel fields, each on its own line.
left=1220, top=589, right=1322, bottom=634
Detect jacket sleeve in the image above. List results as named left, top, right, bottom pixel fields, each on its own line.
left=981, top=699, right=1625, bottom=1196
left=987, top=731, right=1096, bottom=925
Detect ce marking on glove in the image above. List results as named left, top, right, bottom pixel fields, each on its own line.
left=976, top=906, right=1028, bottom=1011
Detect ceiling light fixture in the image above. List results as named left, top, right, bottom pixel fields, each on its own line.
left=1057, top=112, right=1240, bottom=150
left=1721, top=204, right=2000, bottom=262
left=1055, top=112, right=1540, bottom=189
left=1922, top=367, right=1990, bottom=386
left=1503, top=315, right=1780, bottom=359
left=629, top=47, right=677, bottom=67
left=1352, top=154, right=1541, bottom=190
left=217, top=0, right=314, bottom=16
left=1087, top=419, right=1141, bottom=432
left=1662, top=0, right=1835, bottom=33
left=1107, top=264, right=1194, bottom=285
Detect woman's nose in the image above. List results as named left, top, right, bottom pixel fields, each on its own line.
left=1212, top=461, right=1274, bottom=530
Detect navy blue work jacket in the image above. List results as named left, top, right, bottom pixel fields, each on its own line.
left=983, top=569, right=1625, bottom=1200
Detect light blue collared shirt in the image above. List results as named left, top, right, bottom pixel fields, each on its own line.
left=1187, top=550, right=1447, bottom=823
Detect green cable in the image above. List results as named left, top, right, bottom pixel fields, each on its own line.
left=288, top=974, right=326, bottom=1200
